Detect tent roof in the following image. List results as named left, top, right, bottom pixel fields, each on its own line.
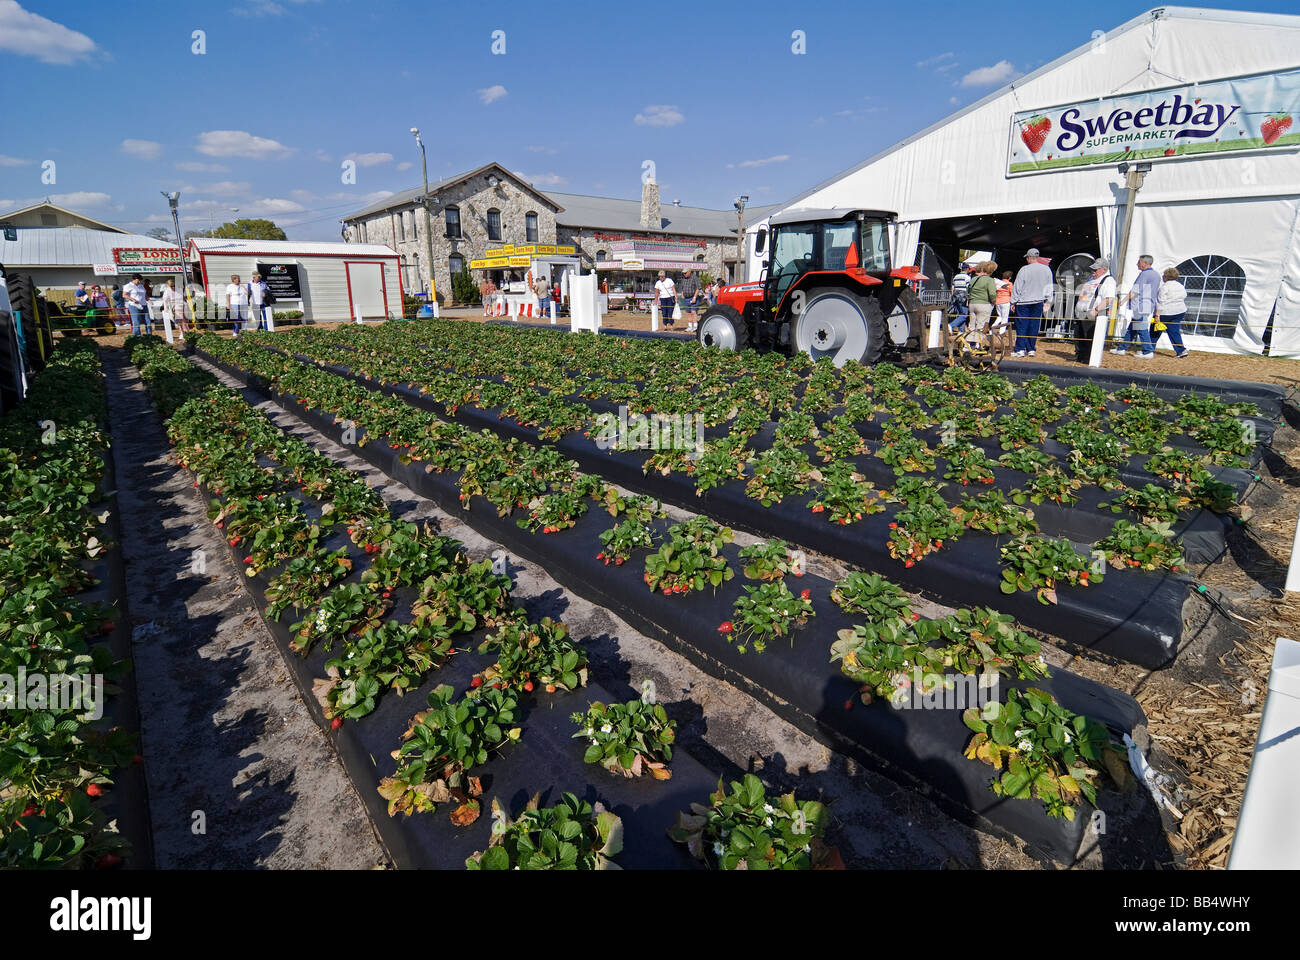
left=0, top=226, right=184, bottom=267
left=189, top=236, right=397, bottom=257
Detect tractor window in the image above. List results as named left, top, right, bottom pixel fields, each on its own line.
left=860, top=218, right=891, bottom=271
left=823, top=222, right=857, bottom=270
left=769, top=225, right=817, bottom=306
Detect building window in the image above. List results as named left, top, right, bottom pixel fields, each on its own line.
left=397, top=212, right=405, bottom=242
left=596, top=249, right=607, bottom=263
left=412, top=209, right=418, bottom=240
left=450, top=253, right=464, bottom=277
left=487, top=208, right=502, bottom=242
left=525, top=212, right=538, bottom=243
left=445, top=206, right=461, bottom=238
left=359, top=222, right=367, bottom=243
left=695, top=253, right=705, bottom=262
left=1175, top=254, right=1246, bottom=339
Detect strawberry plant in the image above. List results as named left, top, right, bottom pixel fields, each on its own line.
left=264, top=547, right=354, bottom=620
left=518, top=485, right=590, bottom=534
left=998, top=447, right=1052, bottom=477
left=814, top=415, right=867, bottom=462
left=290, top=582, right=385, bottom=654
left=722, top=582, right=815, bottom=654
left=1109, top=406, right=1173, bottom=454
left=999, top=535, right=1098, bottom=604
left=360, top=525, right=467, bottom=589
left=774, top=409, right=819, bottom=445
left=963, top=688, right=1128, bottom=820
left=475, top=616, right=588, bottom=692
left=809, top=461, right=885, bottom=525
left=951, top=489, right=1037, bottom=535
left=1096, top=519, right=1188, bottom=574
left=886, top=476, right=949, bottom=508
left=598, top=515, right=659, bottom=565
left=322, top=620, right=453, bottom=719
left=1064, top=383, right=1109, bottom=419
left=745, top=444, right=811, bottom=506
left=379, top=683, right=520, bottom=820
left=887, top=501, right=964, bottom=566
left=940, top=441, right=998, bottom=486
left=410, top=560, right=514, bottom=637
left=996, top=413, right=1047, bottom=451
left=1144, top=449, right=1206, bottom=485
left=643, top=518, right=734, bottom=595
left=571, top=698, right=676, bottom=779
left=942, top=607, right=1049, bottom=680
left=466, top=794, right=623, bottom=870
left=1193, top=417, right=1253, bottom=465
left=1100, top=483, right=1188, bottom=524
left=830, top=571, right=915, bottom=622
left=739, top=538, right=799, bottom=581
left=691, top=443, right=750, bottom=496
left=1019, top=464, right=1082, bottom=506
left=668, top=774, right=836, bottom=870
left=1114, top=384, right=1167, bottom=411
left=877, top=431, right=936, bottom=475
left=831, top=618, right=938, bottom=704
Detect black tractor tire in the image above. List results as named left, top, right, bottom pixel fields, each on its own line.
left=889, top=286, right=927, bottom=348
left=697, top=303, right=751, bottom=352
left=792, top=286, right=887, bottom=366
left=4, top=273, right=51, bottom=372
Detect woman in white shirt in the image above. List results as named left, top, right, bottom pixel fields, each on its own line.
left=160, top=278, right=188, bottom=340
left=1153, top=267, right=1189, bottom=358
left=654, top=271, right=676, bottom=329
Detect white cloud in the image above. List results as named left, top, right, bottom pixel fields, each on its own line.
left=477, top=84, right=508, bottom=105
left=0, top=154, right=30, bottom=167
left=196, top=130, right=294, bottom=159
left=197, top=181, right=252, bottom=196
left=315, top=149, right=332, bottom=162
left=727, top=155, right=789, bottom=170
left=176, top=160, right=229, bottom=173
left=0, top=1, right=96, bottom=65
left=916, top=51, right=954, bottom=69
left=233, top=0, right=287, bottom=14
left=344, top=152, right=393, bottom=167
left=961, top=60, right=1019, bottom=88
left=120, top=139, right=161, bottom=160
left=634, top=104, right=683, bottom=127
left=516, top=172, right=567, bottom=186
left=49, top=191, right=112, bottom=208
left=246, top=197, right=307, bottom=214
left=396, top=161, right=413, bottom=171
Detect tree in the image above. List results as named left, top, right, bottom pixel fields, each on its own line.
left=451, top=265, right=481, bottom=304
left=208, top=218, right=287, bottom=241
left=146, top=227, right=175, bottom=241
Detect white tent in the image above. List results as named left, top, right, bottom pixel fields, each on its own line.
left=770, top=6, right=1300, bottom=357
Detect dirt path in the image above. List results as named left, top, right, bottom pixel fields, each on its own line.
left=103, top=346, right=388, bottom=869
left=187, top=353, right=1059, bottom=870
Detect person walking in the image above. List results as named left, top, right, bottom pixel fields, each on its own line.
left=680, top=269, right=701, bottom=332
left=534, top=272, right=551, bottom=318
left=1112, top=254, right=1161, bottom=358
left=993, top=269, right=1013, bottom=332
left=1153, top=266, right=1190, bottom=358
left=1009, top=248, right=1054, bottom=357
left=654, top=270, right=676, bottom=329
left=161, top=277, right=189, bottom=340
left=949, top=262, right=972, bottom=331
left=1073, top=258, right=1115, bottom=363
left=225, top=274, right=249, bottom=336
left=248, top=272, right=271, bottom=331
left=74, top=281, right=91, bottom=310
left=123, top=273, right=152, bottom=337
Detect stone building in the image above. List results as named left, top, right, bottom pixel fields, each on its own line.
left=341, top=161, right=775, bottom=304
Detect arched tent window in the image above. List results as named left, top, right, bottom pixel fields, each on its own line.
left=487, top=208, right=502, bottom=242
left=1175, top=255, right=1246, bottom=339
left=525, top=211, right=538, bottom=243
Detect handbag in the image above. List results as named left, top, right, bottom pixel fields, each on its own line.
left=672, top=303, right=682, bottom=321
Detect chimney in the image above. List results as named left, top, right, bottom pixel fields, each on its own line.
left=640, top=177, right=661, bottom=230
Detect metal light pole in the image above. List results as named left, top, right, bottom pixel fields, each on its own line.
left=162, top=191, right=185, bottom=332
left=733, top=195, right=748, bottom=284
left=411, top=127, right=437, bottom=305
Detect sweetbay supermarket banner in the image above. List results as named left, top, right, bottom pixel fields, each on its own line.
left=1007, top=67, right=1300, bottom=176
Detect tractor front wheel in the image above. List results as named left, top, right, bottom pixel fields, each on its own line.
left=697, top=304, right=750, bottom=352
left=792, top=287, right=886, bottom=366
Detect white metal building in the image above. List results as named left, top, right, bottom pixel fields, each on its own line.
left=189, top=237, right=402, bottom=321
left=754, top=6, right=1300, bottom=357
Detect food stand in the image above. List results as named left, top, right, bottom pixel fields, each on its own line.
left=595, top=238, right=708, bottom=311
left=470, top=243, right=581, bottom=317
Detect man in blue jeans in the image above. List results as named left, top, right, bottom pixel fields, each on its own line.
left=1112, top=254, right=1161, bottom=358
left=1009, top=248, right=1054, bottom=357
left=122, top=273, right=152, bottom=336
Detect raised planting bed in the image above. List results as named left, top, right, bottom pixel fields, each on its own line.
left=189, top=340, right=1150, bottom=863
left=198, top=336, right=1224, bottom=670
left=0, top=340, right=146, bottom=870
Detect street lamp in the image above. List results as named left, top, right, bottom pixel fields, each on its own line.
left=733, top=196, right=748, bottom=283
left=161, top=189, right=185, bottom=290
left=411, top=126, right=437, bottom=304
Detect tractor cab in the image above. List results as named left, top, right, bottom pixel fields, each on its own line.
left=700, top=208, right=927, bottom=366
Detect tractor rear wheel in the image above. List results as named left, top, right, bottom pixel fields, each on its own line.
left=697, top=304, right=750, bottom=352
left=792, top=287, right=886, bottom=366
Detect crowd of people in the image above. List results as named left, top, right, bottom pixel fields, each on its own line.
left=948, top=250, right=1191, bottom=361
left=67, top=272, right=277, bottom=339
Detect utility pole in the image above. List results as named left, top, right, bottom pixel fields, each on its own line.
left=411, top=127, right=437, bottom=305
left=733, top=195, right=748, bottom=284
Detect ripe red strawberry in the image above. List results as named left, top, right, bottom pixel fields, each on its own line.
left=95, top=853, right=123, bottom=869
left=1261, top=113, right=1292, bottom=146
left=21, top=804, right=37, bottom=818
left=888, top=522, right=898, bottom=529
left=904, top=560, right=915, bottom=569
left=243, top=555, right=253, bottom=564
left=545, top=683, right=556, bottom=693
left=330, top=717, right=343, bottom=730
left=800, top=589, right=811, bottom=600
left=843, top=699, right=853, bottom=711
left=523, top=681, right=534, bottom=692
left=1019, top=115, right=1051, bottom=153
left=470, top=676, right=483, bottom=688
left=811, top=503, right=825, bottom=514
left=86, top=783, right=104, bottom=797
left=718, top=621, right=733, bottom=634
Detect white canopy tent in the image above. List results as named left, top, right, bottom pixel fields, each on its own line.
left=763, top=6, right=1300, bottom=357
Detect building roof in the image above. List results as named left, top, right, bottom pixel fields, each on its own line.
left=189, top=237, right=398, bottom=257
left=780, top=5, right=1300, bottom=211
left=0, top=226, right=182, bottom=267
left=340, top=163, right=562, bottom=221
left=0, top=201, right=129, bottom=233
left=543, top=191, right=779, bottom=236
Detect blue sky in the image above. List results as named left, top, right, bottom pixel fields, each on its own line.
left=0, top=0, right=1292, bottom=240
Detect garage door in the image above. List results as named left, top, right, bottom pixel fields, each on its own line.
left=346, top=261, right=388, bottom=319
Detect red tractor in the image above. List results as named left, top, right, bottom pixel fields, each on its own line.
left=698, top=208, right=929, bottom=366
